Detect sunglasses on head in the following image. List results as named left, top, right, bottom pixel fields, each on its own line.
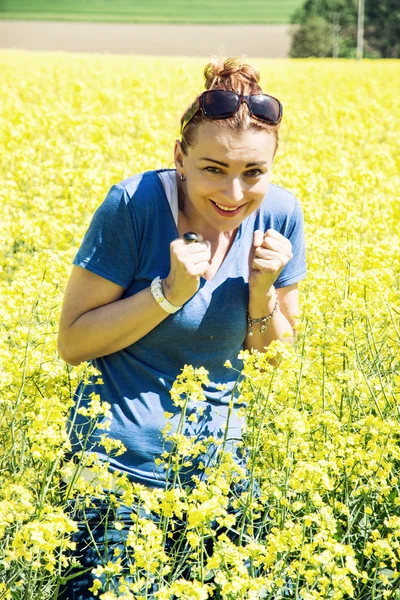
left=181, top=89, right=283, bottom=135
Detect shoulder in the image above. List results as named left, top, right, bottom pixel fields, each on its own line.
left=254, top=183, right=304, bottom=235
left=263, top=183, right=301, bottom=219
left=116, top=169, right=164, bottom=200
left=259, top=184, right=307, bottom=288
left=88, top=170, right=165, bottom=229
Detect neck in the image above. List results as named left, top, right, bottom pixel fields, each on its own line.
left=176, top=175, right=237, bottom=244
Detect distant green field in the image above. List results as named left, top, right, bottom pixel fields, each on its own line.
left=0, top=0, right=303, bottom=24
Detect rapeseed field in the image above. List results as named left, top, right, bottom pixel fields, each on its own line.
left=0, top=50, right=399, bottom=599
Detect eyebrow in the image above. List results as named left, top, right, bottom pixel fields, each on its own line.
left=199, top=157, right=267, bottom=168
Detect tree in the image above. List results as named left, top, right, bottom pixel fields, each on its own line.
left=364, top=0, right=400, bottom=58
left=289, top=16, right=333, bottom=58
left=290, top=0, right=400, bottom=58
left=292, top=0, right=357, bottom=29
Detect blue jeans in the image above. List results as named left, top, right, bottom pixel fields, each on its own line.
left=57, top=484, right=294, bottom=600
left=57, top=495, right=159, bottom=600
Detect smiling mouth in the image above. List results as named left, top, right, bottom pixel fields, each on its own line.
left=210, top=200, right=244, bottom=215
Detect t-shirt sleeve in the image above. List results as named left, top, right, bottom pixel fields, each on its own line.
left=72, top=184, right=138, bottom=288
left=274, top=196, right=307, bottom=289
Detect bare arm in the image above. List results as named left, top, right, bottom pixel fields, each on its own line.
left=57, top=266, right=172, bottom=366
left=58, top=236, right=212, bottom=366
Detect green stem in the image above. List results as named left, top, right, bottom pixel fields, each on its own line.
left=11, top=274, right=45, bottom=470
left=371, top=558, right=381, bottom=600
left=238, top=370, right=275, bottom=546
left=294, top=497, right=310, bottom=598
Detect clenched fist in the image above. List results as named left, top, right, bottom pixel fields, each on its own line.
left=162, top=234, right=211, bottom=306
left=249, top=229, right=293, bottom=298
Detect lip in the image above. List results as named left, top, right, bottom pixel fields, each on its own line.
left=210, top=199, right=245, bottom=217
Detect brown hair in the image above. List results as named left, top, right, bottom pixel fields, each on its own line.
left=180, top=57, right=281, bottom=157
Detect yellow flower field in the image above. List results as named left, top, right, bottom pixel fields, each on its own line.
left=0, top=50, right=399, bottom=599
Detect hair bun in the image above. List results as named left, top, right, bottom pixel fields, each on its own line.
left=204, top=57, right=262, bottom=95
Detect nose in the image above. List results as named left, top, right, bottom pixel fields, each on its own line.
left=224, top=177, right=245, bottom=204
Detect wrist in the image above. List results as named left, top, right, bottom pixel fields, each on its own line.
left=161, top=278, right=185, bottom=308
left=246, top=289, right=280, bottom=337
left=248, top=286, right=276, bottom=318
left=150, top=277, right=182, bottom=313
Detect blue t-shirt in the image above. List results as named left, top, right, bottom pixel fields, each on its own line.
left=68, top=169, right=306, bottom=488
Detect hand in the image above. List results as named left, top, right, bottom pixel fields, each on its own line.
left=249, top=229, right=292, bottom=300
left=163, top=234, right=211, bottom=306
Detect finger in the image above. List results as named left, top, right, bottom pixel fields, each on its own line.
left=178, top=234, right=211, bottom=254
left=253, top=230, right=264, bottom=248
left=186, top=240, right=211, bottom=254
left=252, top=257, right=285, bottom=273
left=172, top=246, right=211, bottom=268
left=261, top=237, right=292, bottom=255
left=253, top=249, right=289, bottom=269
left=254, top=248, right=279, bottom=261
left=172, top=237, right=207, bottom=254
left=181, top=232, right=204, bottom=244
left=264, top=228, right=285, bottom=241
left=189, top=250, right=212, bottom=264
left=188, top=261, right=211, bottom=277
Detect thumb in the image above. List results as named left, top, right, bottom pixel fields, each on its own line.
left=253, top=230, right=264, bottom=247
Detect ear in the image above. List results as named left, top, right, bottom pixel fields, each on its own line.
left=174, top=140, right=185, bottom=172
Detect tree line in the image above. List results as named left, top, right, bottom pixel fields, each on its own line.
left=290, top=0, right=399, bottom=58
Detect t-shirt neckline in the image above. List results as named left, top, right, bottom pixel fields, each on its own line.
left=155, top=169, right=251, bottom=287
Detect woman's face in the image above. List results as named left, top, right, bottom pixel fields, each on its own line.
left=174, top=121, right=276, bottom=234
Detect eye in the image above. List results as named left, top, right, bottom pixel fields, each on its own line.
left=245, top=169, right=264, bottom=178
left=202, top=166, right=223, bottom=175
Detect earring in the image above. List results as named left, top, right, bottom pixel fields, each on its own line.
left=179, top=173, right=186, bottom=182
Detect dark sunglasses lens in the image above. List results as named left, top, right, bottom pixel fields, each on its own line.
left=248, top=95, right=281, bottom=123
left=202, top=90, right=239, bottom=118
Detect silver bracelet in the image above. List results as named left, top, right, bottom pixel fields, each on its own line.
left=246, top=295, right=280, bottom=336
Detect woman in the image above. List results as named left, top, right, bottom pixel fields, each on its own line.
left=57, top=57, right=306, bottom=598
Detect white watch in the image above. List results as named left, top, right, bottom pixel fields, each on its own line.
left=150, top=276, right=182, bottom=314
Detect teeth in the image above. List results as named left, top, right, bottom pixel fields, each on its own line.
left=213, top=201, right=240, bottom=212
